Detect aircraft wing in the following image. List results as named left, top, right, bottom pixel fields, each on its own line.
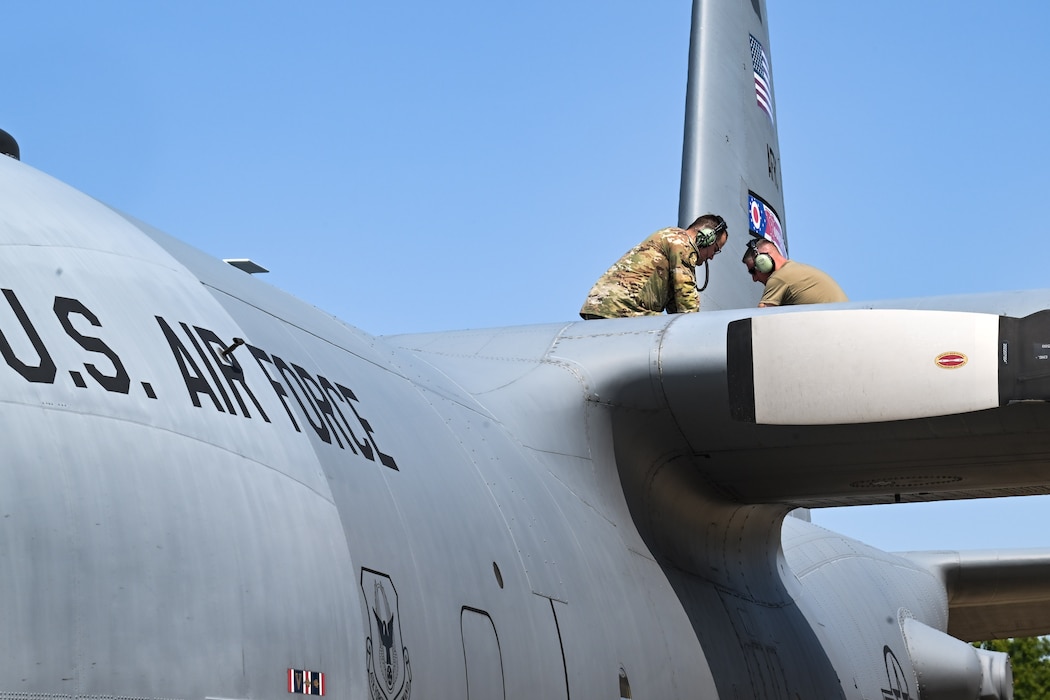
left=389, top=298, right=1050, bottom=511
left=901, top=549, right=1050, bottom=641
left=391, top=306, right=1050, bottom=647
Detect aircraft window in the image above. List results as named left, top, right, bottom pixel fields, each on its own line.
left=619, top=666, right=632, bottom=699
left=492, top=561, right=504, bottom=588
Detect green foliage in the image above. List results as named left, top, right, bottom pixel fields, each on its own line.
left=974, top=637, right=1050, bottom=700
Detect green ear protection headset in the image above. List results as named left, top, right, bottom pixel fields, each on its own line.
left=747, top=237, right=776, bottom=274
left=694, top=215, right=727, bottom=248
left=693, top=215, right=727, bottom=293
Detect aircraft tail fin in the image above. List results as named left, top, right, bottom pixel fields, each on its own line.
left=679, top=0, right=784, bottom=310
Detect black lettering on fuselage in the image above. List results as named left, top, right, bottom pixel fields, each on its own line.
left=273, top=355, right=330, bottom=443
left=335, top=382, right=398, bottom=470
left=180, top=322, right=234, bottom=415
left=0, top=292, right=400, bottom=467
left=247, top=344, right=301, bottom=432
left=318, top=376, right=361, bottom=456
left=156, top=316, right=224, bottom=411
left=293, top=364, right=348, bottom=449
left=332, top=381, right=373, bottom=459
left=54, top=297, right=130, bottom=394
left=767, top=144, right=779, bottom=189
left=0, top=288, right=57, bottom=383
left=173, top=336, right=399, bottom=469
left=195, top=326, right=270, bottom=423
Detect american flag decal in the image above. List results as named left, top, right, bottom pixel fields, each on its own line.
left=749, top=34, right=774, bottom=124
left=288, top=668, right=326, bottom=696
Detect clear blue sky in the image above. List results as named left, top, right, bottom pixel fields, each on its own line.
left=4, top=2, right=1049, bottom=552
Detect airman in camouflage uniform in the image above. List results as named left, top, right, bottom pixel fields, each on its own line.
left=579, top=214, right=728, bottom=319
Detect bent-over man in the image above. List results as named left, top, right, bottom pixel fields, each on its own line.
left=580, top=214, right=728, bottom=319
left=742, top=237, right=847, bottom=307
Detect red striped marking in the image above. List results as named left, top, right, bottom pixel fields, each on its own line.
left=935, top=352, right=968, bottom=369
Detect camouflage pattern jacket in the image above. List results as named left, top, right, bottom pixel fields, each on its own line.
left=579, top=227, right=700, bottom=318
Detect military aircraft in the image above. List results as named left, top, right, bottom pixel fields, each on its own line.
left=3, top=0, right=1050, bottom=699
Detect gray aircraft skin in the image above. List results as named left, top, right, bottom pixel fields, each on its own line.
left=2, top=1, right=1049, bottom=699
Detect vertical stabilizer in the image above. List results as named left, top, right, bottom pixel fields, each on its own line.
left=679, top=0, right=784, bottom=310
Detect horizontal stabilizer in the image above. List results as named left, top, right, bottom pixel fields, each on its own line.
left=903, top=549, right=1050, bottom=640
left=728, top=309, right=1050, bottom=425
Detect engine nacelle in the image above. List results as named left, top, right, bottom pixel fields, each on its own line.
left=901, top=616, right=1012, bottom=700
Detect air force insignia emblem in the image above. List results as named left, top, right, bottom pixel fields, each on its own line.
left=361, top=568, right=412, bottom=700
left=880, top=646, right=912, bottom=700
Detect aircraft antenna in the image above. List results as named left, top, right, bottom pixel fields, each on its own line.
left=0, top=128, right=20, bottom=160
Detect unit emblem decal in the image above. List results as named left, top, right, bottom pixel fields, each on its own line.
left=934, top=351, right=968, bottom=369
left=361, top=568, right=412, bottom=700
left=880, top=646, right=912, bottom=700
